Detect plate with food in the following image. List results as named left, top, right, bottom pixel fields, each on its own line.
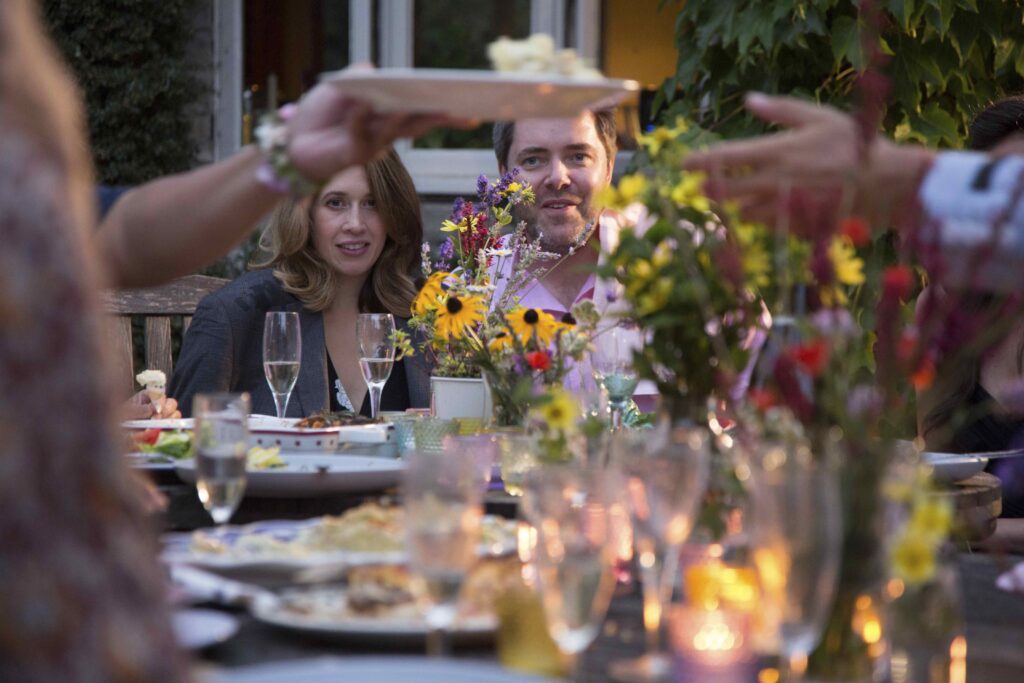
left=210, top=656, right=552, bottom=683
left=250, top=560, right=519, bottom=644
left=162, top=503, right=518, bottom=573
left=248, top=412, right=392, bottom=451
left=323, top=67, right=638, bottom=121
left=174, top=453, right=402, bottom=497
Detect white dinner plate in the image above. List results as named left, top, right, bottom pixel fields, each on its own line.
left=250, top=590, right=495, bottom=645
left=162, top=515, right=517, bottom=575
left=175, top=453, right=402, bottom=497
left=923, top=451, right=989, bottom=484
left=122, top=417, right=194, bottom=430
left=162, top=518, right=405, bottom=573
left=172, top=608, right=239, bottom=650
left=125, top=451, right=177, bottom=471
left=211, top=656, right=554, bottom=683
left=323, top=67, right=639, bottom=120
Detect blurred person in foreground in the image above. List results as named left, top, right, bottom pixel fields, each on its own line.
left=0, top=0, right=458, bottom=680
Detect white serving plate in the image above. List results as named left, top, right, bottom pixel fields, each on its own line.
left=172, top=608, right=239, bottom=650
left=175, top=453, right=402, bottom=497
left=211, top=657, right=554, bottom=683
left=250, top=590, right=495, bottom=645
left=923, top=452, right=989, bottom=484
left=122, top=417, right=194, bottom=430
left=323, top=67, right=639, bottom=120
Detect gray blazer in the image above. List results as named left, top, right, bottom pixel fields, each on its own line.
left=169, top=269, right=431, bottom=417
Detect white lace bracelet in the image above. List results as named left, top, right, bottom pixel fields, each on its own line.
left=254, top=104, right=320, bottom=196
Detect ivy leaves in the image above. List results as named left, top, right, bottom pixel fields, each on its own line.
left=662, top=0, right=1024, bottom=149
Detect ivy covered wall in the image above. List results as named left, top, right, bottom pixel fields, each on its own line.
left=41, top=0, right=204, bottom=184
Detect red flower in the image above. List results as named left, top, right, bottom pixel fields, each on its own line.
left=748, top=387, right=780, bottom=412
left=883, top=265, right=914, bottom=301
left=525, top=351, right=551, bottom=371
left=911, top=355, right=936, bottom=390
left=839, top=216, right=871, bottom=247
left=788, top=340, right=830, bottom=377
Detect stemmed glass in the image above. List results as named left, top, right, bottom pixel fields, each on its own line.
left=609, top=422, right=711, bottom=682
left=403, top=446, right=483, bottom=657
left=591, top=324, right=642, bottom=430
left=521, top=463, right=628, bottom=679
left=750, top=445, right=842, bottom=681
left=192, top=392, right=251, bottom=525
left=356, top=313, right=395, bottom=419
left=262, top=312, right=301, bottom=418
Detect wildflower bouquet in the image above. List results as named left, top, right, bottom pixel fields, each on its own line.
left=401, top=171, right=598, bottom=425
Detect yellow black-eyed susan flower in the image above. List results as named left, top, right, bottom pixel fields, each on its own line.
left=412, top=271, right=450, bottom=316
left=537, top=388, right=578, bottom=431
left=507, top=307, right=558, bottom=346
left=434, top=293, right=485, bottom=340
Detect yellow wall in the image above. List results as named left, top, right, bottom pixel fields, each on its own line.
left=603, top=0, right=681, bottom=88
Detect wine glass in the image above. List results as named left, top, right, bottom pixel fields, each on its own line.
left=750, top=444, right=842, bottom=681
left=521, top=463, right=628, bottom=679
left=262, top=311, right=301, bottom=418
left=356, top=313, right=396, bottom=419
left=591, top=324, right=642, bottom=430
left=609, top=422, right=711, bottom=682
left=403, top=446, right=483, bottom=657
left=192, top=392, right=251, bottom=525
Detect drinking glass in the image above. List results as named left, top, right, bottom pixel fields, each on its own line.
left=591, top=325, right=642, bottom=430
left=403, top=447, right=483, bottom=657
left=750, top=445, right=842, bottom=681
left=356, top=313, right=396, bottom=419
left=192, top=392, right=251, bottom=525
left=609, top=422, right=711, bottom=682
left=262, top=311, right=301, bottom=418
left=497, top=433, right=537, bottom=497
left=521, top=463, right=628, bottom=679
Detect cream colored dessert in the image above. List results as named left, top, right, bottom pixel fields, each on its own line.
left=135, top=369, right=167, bottom=413
left=487, top=33, right=603, bottom=80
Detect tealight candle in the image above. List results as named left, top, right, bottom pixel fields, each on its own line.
left=669, top=605, right=758, bottom=683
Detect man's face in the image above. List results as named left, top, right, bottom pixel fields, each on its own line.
left=501, top=114, right=614, bottom=254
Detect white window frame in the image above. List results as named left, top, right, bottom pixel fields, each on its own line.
left=212, top=0, right=606, bottom=188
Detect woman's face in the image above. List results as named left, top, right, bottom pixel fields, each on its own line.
left=311, top=167, right=387, bottom=283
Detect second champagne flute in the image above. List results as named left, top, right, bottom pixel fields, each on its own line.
left=356, top=313, right=395, bottom=419
left=192, top=392, right=251, bottom=525
left=262, top=311, right=301, bottom=418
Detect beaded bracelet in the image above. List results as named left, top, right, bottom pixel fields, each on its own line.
left=254, top=104, right=320, bottom=197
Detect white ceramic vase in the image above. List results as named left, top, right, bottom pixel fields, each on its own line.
left=430, top=375, right=492, bottom=421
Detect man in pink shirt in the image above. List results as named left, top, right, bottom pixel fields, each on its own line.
left=489, top=110, right=657, bottom=408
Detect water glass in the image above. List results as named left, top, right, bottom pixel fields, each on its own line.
left=521, top=463, right=628, bottom=676
left=356, top=313, right=396, bottom=419
left=262, top=311, right=301, bottom=418
left=609, top=422, right=711, bottom=682
left=591, top=325, right=642, bottom=430
left=497, top=433, right=537, bottom=497
left=192, top=392, right=251, bottom=525
left=403, top=447, right=484, bottom=656
left=750, top=444, right=842, bottom=680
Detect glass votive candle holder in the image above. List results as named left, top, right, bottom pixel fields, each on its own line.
left=413, top=417, right=458, bottom=453
left=381, top=411, right=418, bottom=457
left=668, top=604, right=757, bottom=683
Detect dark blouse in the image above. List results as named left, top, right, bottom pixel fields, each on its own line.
left=327, top=356, right=411, bottom=415
left=952, top=384, right=1024, bottom=517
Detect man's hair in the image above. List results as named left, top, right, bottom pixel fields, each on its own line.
left=492, top=109, right=618, bottom=170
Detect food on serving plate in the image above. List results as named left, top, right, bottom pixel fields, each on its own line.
left=246, top=446, right=284, bottom=470
left=298, top=501, right=404, bottom=553
left=140, top=430, right=192, bottom=459
left=295, top=410, right=380, bottom=428
left=487, top=33, right=603, bottom=80
left=344, top=565, right=419, bottom=617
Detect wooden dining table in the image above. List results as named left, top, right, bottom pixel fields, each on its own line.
left=153, top=471, right=1024, bottom=682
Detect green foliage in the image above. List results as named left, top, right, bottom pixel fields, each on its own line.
left=42, top=0, right=203, bottom=183
left=660, top=0, right=1024, bottom=147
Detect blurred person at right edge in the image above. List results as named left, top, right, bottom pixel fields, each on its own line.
left=916, top=97, right=1024, bottom=516
left=0, top=0, right=458, bottom=680
left=684, top=93, right=1024, bottom=509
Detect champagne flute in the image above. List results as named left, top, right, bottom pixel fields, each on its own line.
left=192, top=392, right=251, bottom=525
left=591, top=324, right=642, bottom=430
left=521, top=463, right=628, bottom=679
left=751, top=445, right=842, bottom=681
left=262, top=311, right=301, bottom=419
left=609, top=422, right=711, bottom=682
left=403, top=447, right=483, bottom=657
left=356, top=313, right=395, bottom=419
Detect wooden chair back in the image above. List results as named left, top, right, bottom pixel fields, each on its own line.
left=104, top=274, right=228, bottom=396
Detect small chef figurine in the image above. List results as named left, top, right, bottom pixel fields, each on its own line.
left=135, top=369, right=167, bottom=417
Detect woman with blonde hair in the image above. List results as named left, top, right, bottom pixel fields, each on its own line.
left=170, top=149, right=432, bottom=417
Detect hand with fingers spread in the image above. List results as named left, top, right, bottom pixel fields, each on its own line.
left=684, top=93, right=935, bottom=233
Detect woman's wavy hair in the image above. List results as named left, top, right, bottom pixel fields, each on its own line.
left=252, top=148, right=422, bottom=316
